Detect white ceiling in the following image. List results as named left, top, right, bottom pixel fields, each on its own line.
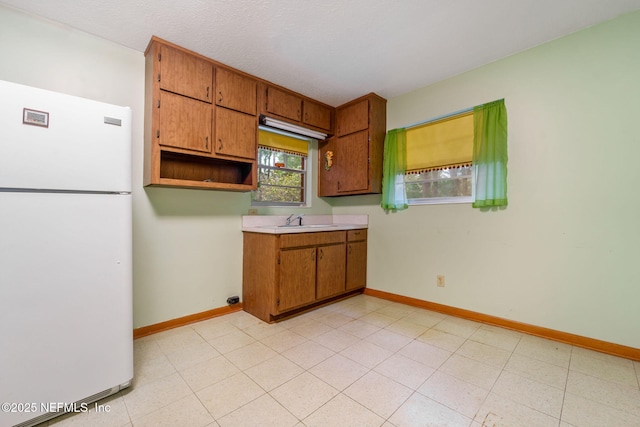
left=2, top=0, right=640, bottom=106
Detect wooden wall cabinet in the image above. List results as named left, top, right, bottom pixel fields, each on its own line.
left=145, top=36, right=383, bottom=194
left=318, top=93, right=386, bottom=196
left=303, top=99, right=333, bottom=132
left=262, top=84, right=334, bottom=133
left=215, top=67, right=257, bottom=116
left=243, top=229, right=366, bottom=323
left=158, top=91, right=212, bottom=153
left=157, top=43, right=213, bottom=103
left=265, top=86, right=302, bottom=122
left=214, top=107, right=256, bottom=160
left=144, top=37, right=258, bottom=191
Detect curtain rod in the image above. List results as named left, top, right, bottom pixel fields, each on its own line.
left=404, top=107, right=473, bottom=130
left=403, top=98, right=504, bottom=130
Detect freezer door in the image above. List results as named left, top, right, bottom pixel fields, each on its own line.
left=0, top=80, right=131, bottom=193
left=0, top=192, right=133, bottom=427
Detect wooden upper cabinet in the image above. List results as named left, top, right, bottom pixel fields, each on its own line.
left=214, top=107, right=257, bottom=160
left=215, top=67, right=257, bottom=116
left=336, top=99, right=369, bottom=136
left=158, top=44, right=213, bottom=103
left=266, top=86, right=302, bottom=122
left=303, top=100, right=332, bottom=132
left=336, top=130, right=369, bottom=193
left=158, top=91, right=212, bottom=153
left=319, top=93, right=386, bottom=197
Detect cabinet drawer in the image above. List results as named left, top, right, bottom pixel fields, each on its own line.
left=347, top=229, right=367, bottom=242
left=280, top=231, right=346, bottom=248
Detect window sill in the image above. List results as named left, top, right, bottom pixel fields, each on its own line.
left=408, top=196, right=473, bottom=206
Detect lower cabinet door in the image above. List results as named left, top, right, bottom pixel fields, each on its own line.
left=278, top=247, right=316, bottom=312
left=316, top=243, right=346, bottom=300
left=346, top=241, right=367, bottom=290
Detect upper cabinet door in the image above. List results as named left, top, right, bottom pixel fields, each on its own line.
left=158, top=91, right=212, bottom=153
left=336, top=130, right=369, bottom=193
left=266, top=86, right=302, bottom=122
left=336, top=99, right=369, bottom=137
left=158, top=45, right=213, bottom=103
left=214, top=107, right=257, bottom=160
left=303, top=100, right=332, bottom=132
left=215, top=67, right=257, bottom=116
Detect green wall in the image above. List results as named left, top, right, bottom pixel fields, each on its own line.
left=332, top=11, right=640, bottom=348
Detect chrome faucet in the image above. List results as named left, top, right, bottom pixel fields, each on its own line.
left=286, top=214, right=304, bottom=226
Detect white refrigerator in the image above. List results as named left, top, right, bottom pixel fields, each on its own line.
left=0, top=80, right=133, bottom=427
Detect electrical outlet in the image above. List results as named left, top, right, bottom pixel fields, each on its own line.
left=248, top=208, right=258, bottom=215
left=437, top=275, right=445, bottom=287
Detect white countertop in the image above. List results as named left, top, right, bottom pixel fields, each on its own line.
left=241, top=214, right=368, bottom=234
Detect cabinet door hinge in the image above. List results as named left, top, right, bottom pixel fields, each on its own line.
left=157, top=73, right=161, bottom=82
left=276, top=298, right=280, bottom=306
left=156, top=130, right=160, bottom=138
left=277, top=255, right=280, bottom=265
left=157, top=99, right=160, bottom=108
left=157, top=53, right=161, bottom=62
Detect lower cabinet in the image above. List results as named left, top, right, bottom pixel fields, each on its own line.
left=278, top=247, right=316, bottom=311
left=242, top=229, right=366, bottom=323
left=346, top=229, right=367, bottom=291
left=316, top=243, right=347, bottom=300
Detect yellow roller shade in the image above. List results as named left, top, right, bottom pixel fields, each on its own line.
left=259, top=130, right=308, bottom=156
left=406, top=111, right=473, bottom=173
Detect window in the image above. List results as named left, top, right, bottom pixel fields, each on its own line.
left=382, top=99, right=507, bottom=210
left=251, top=129, right=309, bottom=206
left=405, top=165, right=473, bottom=204
left=405, top=110, right=474, bottom=205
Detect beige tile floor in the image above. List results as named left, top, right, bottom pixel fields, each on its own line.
left=47, top=295, right=640, bottom=427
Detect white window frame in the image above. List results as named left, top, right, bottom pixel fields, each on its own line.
left=251, top=128, right=312, bottom=208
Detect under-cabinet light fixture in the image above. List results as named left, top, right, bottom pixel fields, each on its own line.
left=260, top=115, right=328, bottom=140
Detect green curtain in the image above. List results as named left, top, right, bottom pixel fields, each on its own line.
left=381, top=128, right=408, bottom=211
left=472, top=99, right=508, bottom=208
